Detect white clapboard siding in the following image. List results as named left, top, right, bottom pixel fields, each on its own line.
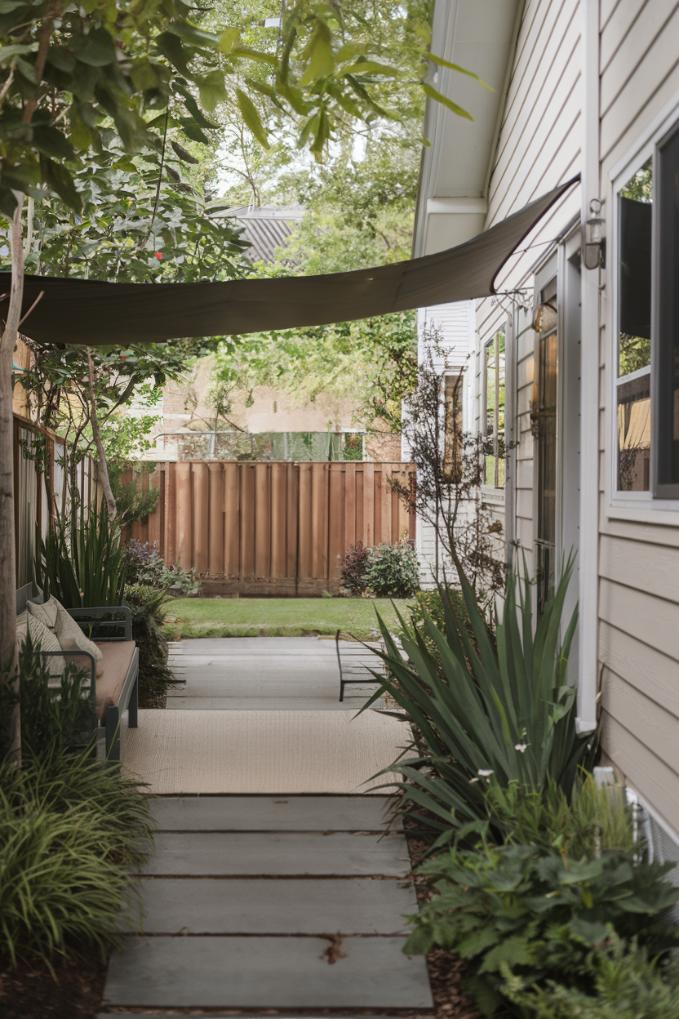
left=473, top=0, right=582, bottom=576
left=416, top=302, right=476, bottom=585
left=596, top=0, right=679, bottom=836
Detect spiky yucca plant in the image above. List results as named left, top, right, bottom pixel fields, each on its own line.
left=367, top=562, right=597, bottom=839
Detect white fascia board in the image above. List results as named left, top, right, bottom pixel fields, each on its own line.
left=413, top=0, right=521, bottom=258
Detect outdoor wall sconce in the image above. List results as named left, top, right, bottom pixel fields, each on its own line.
left=531, top=300, right=556, bottom=333
left=583, top=198, right=606, bottom=270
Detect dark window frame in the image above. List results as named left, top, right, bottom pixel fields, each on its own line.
left=652, top=119, right=679, bottom=499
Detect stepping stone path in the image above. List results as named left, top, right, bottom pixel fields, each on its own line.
left=100, top=795, right=433, bottom=1016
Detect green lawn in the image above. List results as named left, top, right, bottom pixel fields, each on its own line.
left=163, top=597, right=410, bottom=640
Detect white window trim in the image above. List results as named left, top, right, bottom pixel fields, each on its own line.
left=481, top=328, right=506, bottom=499
left=606, top=97, right=679, bottom=526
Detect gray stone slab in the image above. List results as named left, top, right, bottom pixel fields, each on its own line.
left=150, top=795, right=396, bottom=831
left=140, top=832, right=409, bottom=876
left=166, top=695, right=375, bottom=711
left=128, top=877, right=415, bottom=934
left=104, top=935, right=432, bottom=1009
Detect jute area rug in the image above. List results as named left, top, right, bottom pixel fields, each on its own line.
left=123, top=709, right=410, bottom=795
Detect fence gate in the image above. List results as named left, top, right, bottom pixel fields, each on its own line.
left=127, top=461, right=416, bottom=595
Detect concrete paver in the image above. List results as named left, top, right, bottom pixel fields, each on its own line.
left=105, top=935, right=432, bottom=1010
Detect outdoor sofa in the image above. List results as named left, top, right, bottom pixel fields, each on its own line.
left=16, top=582, right=139, bottom=762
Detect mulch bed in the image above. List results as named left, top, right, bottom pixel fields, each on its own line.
left=405, top=821, right=479, bottom=1019
left=0, top=952, right=106, bottom=1019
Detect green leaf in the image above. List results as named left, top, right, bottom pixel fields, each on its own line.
left=46, top=45, right=75, bottom=73
left=218, top=27, right=240, bottom=54
left=422, top=82, right=473, bottom=121
left=300, top=21, right=334, bottom=85
left=156, top=31, right=189, bottom=74
left=235, top=88, right=269, bottom=148
left=32, top=124, right=75, bottom=161
left=130, top=60, right=160, bottom=92
left=343, top=60, right=403, bottom=77
left=170, top=140, right=198, bottom=164
left=428, top=52, right=494, bottom=91
left=198, top=69, right=227, bottom=112
left=75, top=28, right=116, bottom=68
left=179, top=116, right=210, bottom=145
left=40, top=158, right=81, bottom=211
left=166, top=21, right=216, bottom=49
left=0, top=42, right=34, bottom=62
left=232, top=46, right=277, bottom=67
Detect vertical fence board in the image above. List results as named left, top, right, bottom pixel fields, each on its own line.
left=223, top=462, right=240, bottom=577
left=175, top=462, right=192, bottom=570
left=297, top=463, right=312, bottom=580
left=271, top=464, right=288, bottom=579
left=240, top=464, right=256, bottom=578
left=254, top=463, right=271, bottom=578
left=328, top=464, right=345, bottom=581
left=208, top=463, right=224, bottom=578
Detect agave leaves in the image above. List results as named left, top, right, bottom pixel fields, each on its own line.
left=366, top=561, right=596, bottom=838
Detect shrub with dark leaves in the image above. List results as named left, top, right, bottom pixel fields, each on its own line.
left=340, top=543, right=370, bottom=594
left=124, top=540, right=198, bottom=596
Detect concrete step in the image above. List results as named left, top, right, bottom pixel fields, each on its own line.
left=104, top=935, right=433, bottom=1010
left=150, top=794, right=397, bottom=831
left=139, top=831, right=410, bottom=877
left=125, top=876, right=416, bottom=934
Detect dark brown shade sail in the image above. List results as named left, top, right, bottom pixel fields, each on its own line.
left=1, top=178, right=577, bottom=346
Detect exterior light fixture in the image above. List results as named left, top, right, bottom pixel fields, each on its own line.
left=583, top=198, right=605, bottom=270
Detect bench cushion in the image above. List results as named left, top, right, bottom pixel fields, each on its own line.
left=95, top=641, right=136, bottom=720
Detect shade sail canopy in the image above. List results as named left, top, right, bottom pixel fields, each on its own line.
left=1, top=178, right=577, bottom=346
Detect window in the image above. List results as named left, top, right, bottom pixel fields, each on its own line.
left=615, top=119, right=679, bottom=498
left=443, top=372, right=463, bottom=481
left=483, top=331, right=505, bottom=488
left=616, top=161, right=652, bottom=492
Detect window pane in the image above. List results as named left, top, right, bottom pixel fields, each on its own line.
left=657, top=125, right=679, bottom=489
left=443, top=373, right=463, bottom=480
left=618, top=161, right=652, bottom=378
left=617, top=373, right=651, bottom=491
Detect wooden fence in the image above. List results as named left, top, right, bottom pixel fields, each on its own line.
left=127, top=461, right=416, bottom=595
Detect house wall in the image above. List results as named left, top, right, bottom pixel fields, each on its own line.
left=596, top=0, right=679, bottom=840
left=413, top=301, right=476, bottom=587
left=474, top=0, right=584, bottom=576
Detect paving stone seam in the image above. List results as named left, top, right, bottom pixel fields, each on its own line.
left=132, top=873, right=411, bottom=880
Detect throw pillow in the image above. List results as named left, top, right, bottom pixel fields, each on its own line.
left=16, top=611, right=67, bottom=683
left=27, top=595, right=59, bottom=631
left=54, top=603, right=104, bottom=678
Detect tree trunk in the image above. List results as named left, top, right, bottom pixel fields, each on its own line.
left=0, top=200, right=25, bottom=764
left=87, top=348, right=117, bottom=517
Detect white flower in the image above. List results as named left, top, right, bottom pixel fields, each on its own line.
left=477, top=769, right=494, bottom=778
left=514, top=742, right=529, bottom=753
left=469, top=777, right=480, bottom=785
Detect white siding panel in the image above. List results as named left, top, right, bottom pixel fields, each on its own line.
left=599, top=579, right=679, bottom=663
left=603, top=671, right=679, bottom=775
left=603, top=713, right=679, bottom=834
left=600, top=621, right=679, bottom=719
left=599, top=534, right=679, bottom=603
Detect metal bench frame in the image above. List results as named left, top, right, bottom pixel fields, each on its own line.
left=335, top=629, right=386, bottom=702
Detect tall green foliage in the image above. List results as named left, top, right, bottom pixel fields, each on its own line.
left=369, top=564, right=596, bottom=838
left=36, top=505, right=127, bottom=607
left=0, top=747, right=151, bottom=967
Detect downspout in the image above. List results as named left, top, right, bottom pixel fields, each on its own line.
left=577, top=0, right=600, bottom=732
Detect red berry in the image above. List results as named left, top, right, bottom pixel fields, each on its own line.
left=154, top=251, right=163, bottom=261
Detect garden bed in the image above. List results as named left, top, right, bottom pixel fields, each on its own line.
left=0, top=952, right=106, bottom=1019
